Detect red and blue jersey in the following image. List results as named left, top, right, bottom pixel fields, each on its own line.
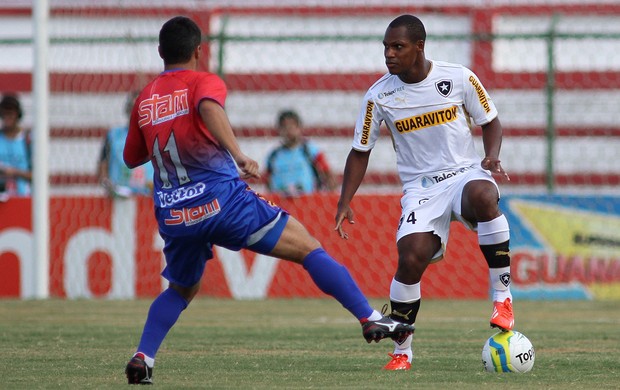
left=124, top=69, right=286, bottom=279
left=124, top=69, right=239, bottom=208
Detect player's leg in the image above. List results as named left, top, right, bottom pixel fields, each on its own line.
left=383, top=231, right=440, bottom=370
left=126, top=282, right=197, bottom=384
left=268, top=215, right=372, bottom=321
left=126, top=228, right=210, bottom=384
left=253, top=214, right=413, bottom=343
left=383, top=189, right=451, bottom=370
left=460, top=178, right=514, bottom=331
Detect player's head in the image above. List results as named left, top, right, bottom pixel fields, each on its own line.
left=158, top=16, right=202, bottom=65
left=277, top=110, right=303, bottom=145
left=384, top=15, right=427, bottom=76
left=388, top=14, right=426, bottom=43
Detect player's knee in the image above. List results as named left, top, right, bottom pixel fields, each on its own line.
left=300, top=237, right=321, bottom=257
left=170, top=282, right=200, bottom=303
left=273, top=233, right=321, bottom=263
left=396, top=253, right=428, bottom=281
left=468, top=190, right=500, bottom=221
left=465, top=179, right=498, bottom=200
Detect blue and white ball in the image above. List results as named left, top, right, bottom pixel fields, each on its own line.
left=482, top=330, right=535, bottom=373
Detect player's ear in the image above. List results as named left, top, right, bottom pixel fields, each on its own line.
left=158, top=45, right=164, bottom=60
left=194, top=45, right=202, bottom=60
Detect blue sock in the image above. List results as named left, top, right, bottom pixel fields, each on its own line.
left=137, top=288, right=188, bottom=359
left=302, top=248, right=373, bottom=320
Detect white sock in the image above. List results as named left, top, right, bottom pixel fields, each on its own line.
left=478, top=215, right=510, bottom=245
left=135, top=352, right=155, bottom=368
left=389, top=278, right=420, bottom=359
left=368, top=310, right=383, bottom=321
left=393, top=334, right=414, bottom=362
left=390, top=279, right=421, bottom=302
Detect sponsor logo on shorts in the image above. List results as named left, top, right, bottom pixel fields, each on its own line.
left=157, top=182, right=206, bottom=207
left=421, top=177, right=435, bottom=188
left=421, top=166, right=473, bottom=188
left=164, top=198, right=221, bottom=226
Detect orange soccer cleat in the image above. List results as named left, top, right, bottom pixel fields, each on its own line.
left=383, top=353, right=411, bottom=371
left=490, top=298, right=514, bottom=331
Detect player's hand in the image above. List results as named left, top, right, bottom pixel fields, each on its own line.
left=481, top=157, right=510, bottom=182
left=236, top=154, right=261, bottom=180
left=334, top=204, right=355, bottom=240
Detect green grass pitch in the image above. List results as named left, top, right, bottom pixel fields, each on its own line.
left=0, top=298, right=618, bottom=389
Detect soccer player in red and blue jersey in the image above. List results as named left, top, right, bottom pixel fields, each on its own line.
left=123, top=16, right=413, bottom=385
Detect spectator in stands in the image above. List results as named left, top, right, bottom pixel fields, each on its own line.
left=335, top=14, right=514, bottom=371
left=0, top=94, right=31, bottom=200
left=265, top=110, right=337, bottom=196
left=97, top=91, right=153, bottom=197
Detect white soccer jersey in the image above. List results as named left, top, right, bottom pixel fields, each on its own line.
left=352, top=60, right=498, bottom=190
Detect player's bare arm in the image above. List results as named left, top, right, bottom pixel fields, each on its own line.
left=335, top=149, right=371, bottom=239
left=199, top=99, right=260, bottom=180
left=480, top=117, right=510, bottom=181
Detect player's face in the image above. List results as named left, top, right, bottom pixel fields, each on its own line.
left=383, top=26, right=423, bottom=79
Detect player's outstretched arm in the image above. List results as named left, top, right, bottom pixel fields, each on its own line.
left=335, top=149, right=371, bottom=239
left=199, top=99, right=260, bottom=180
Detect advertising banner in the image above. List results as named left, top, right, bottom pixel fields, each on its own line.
left=1, top=194, right=618, bottom=300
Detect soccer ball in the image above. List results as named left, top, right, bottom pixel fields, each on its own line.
left=482, top=330, right=535, bottom=373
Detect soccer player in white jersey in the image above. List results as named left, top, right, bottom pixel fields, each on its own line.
left=335, top=14, right=514, bottom=371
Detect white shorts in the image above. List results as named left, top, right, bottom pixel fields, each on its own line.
left=396, top=166, right=499, bottom=260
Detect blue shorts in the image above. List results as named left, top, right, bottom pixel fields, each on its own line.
left=155, top=180, right=288, bottom=287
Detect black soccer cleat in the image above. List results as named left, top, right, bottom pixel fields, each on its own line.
left=360, top=316, right=415, bottom=343
left=125, top=353, right=153, bottom=385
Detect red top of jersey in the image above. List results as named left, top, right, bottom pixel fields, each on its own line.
left=124, top=69, right=239, bottom=208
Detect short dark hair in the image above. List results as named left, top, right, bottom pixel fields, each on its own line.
left=0, top=94, right=23, bottom=119
left=277, top=110, right=301, bottom=127
left=159, top=16, right=202, bottom=65
left=388, top=15, right=426, bottom=43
